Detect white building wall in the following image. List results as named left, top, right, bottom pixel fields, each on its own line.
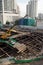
left=26, top=0, right=37, bottom=18
left=3, top=13, right=20, bottom=24
left=0, top=0, right=20, bottom=24
left=3, top=15, right=13, bottom=24
left=26, top=4, right=29, bottom=15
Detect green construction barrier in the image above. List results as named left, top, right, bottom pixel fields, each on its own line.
left=0, top=39, right=17, bottom=47
left=9, top=56, right=43, bottom=64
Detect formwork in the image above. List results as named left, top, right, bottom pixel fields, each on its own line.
left=0, top=31, right=43, bottom=64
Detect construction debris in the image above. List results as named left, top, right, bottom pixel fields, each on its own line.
left=13, top=43, right=26, bottom=53
left=0, top=32, right=43, bottom=60
left=0, top=25, right=43, bottom=64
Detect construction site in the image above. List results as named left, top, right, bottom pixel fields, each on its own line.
left=0, top=17, right=43, bottom=65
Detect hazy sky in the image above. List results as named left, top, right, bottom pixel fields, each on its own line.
left=17, top=0, right=43, bottom=16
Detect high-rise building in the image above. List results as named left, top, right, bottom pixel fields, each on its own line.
left=0, top=0, right=20, bottom=24
left=38, top=13, right=43, bottom=20
left=26, top=0, right=37, bottom=18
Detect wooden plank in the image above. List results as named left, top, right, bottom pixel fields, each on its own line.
left=13, top=43, right=26, bottom=53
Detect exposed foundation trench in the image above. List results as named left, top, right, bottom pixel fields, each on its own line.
left=0, top=32, right=43, bottom=60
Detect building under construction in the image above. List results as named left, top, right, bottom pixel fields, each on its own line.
left=0, top=18, right=43, bottom=65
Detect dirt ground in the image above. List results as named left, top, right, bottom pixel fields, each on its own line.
left=0, top=59, right=43, bottom=65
